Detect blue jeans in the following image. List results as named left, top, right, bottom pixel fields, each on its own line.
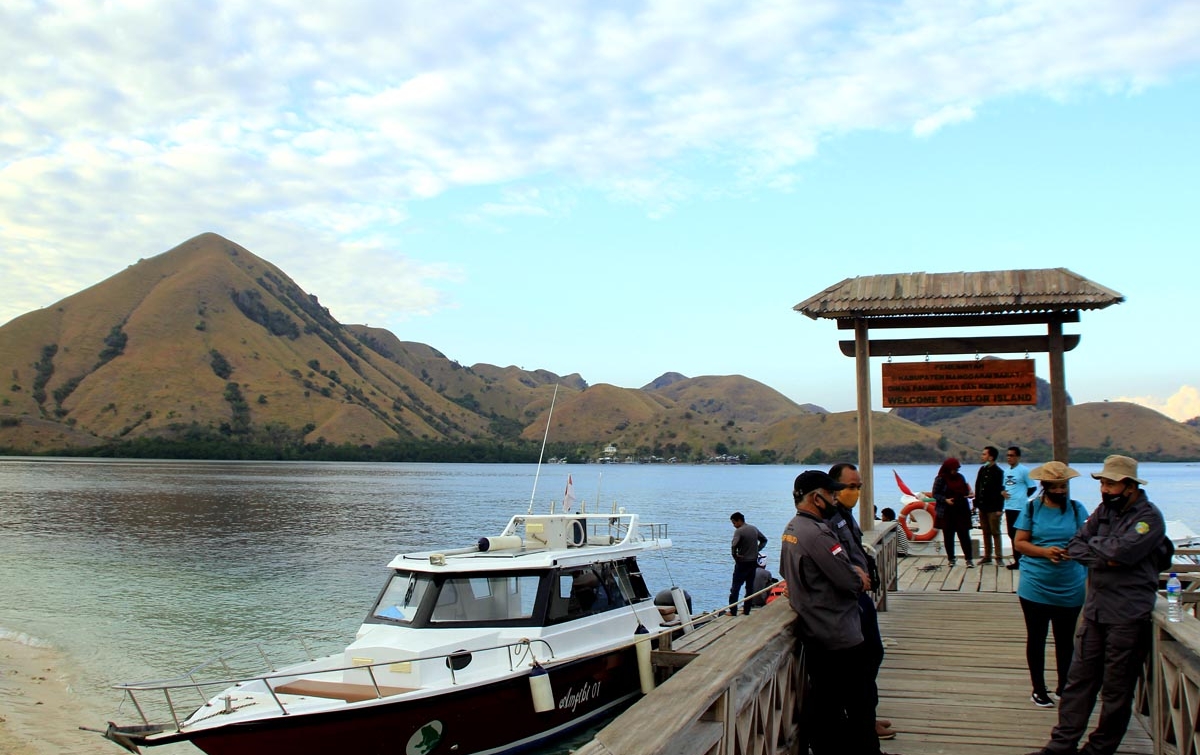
left=728, top=560, right=757, bottom=614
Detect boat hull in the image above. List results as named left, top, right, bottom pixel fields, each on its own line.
left=159, top=645, right=642, bottom=755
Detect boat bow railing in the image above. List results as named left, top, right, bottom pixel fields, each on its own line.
left=111, top=637, right=557, bottom=733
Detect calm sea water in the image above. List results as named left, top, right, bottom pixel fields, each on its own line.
left=1, top=458, right=1198, bottom=751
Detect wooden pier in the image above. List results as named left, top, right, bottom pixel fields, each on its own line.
left=571, top=529, right=1197, bottom=755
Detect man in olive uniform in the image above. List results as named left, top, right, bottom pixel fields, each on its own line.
left=782, top=470, right=898, bottom=755
left=1026, top=455, right=1170, bottom=755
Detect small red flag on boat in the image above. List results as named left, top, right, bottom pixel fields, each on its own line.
left=893, top=469, right=915, bottom=497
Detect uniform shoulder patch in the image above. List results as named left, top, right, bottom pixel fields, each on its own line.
left=1135, top=521, right=1150, bottom=535
left=830, top=543, right=844, bottom=556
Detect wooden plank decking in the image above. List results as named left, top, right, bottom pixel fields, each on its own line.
left=877, top=556, right=1153, bottom=755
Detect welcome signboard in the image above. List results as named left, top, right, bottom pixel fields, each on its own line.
left=882, top=359, right=1037, bottom=408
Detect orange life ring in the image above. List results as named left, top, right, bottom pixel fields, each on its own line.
left=900, top=498, right=940, bottom=542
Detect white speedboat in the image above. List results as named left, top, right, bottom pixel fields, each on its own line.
left=97, top=511, right=688, bottom=755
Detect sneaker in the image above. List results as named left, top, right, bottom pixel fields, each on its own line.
left=1049, top=690, right=1061, bottom=702
left=1007, top=562, right=1020, bottom=570
left=947, top=559, right=956, bottom=567
left=966, top=561, right=975, bottom=568
left=1031, top=690, right=1054, bottom=708
left=980, top=556, right=992, bottom=564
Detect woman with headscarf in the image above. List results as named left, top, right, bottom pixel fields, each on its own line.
left=926, top=458, right=974, bottom=567
left=1013, top=461, right=1088, bottom=708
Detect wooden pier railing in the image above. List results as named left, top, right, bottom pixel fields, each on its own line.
left=575, top=528, right=1200, bottom=755
left=572, top=524, right=900, bottom=755
left=1147, top=547, right=1200, bottom=755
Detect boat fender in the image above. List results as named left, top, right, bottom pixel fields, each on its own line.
left=478, top=535, right=522, bottom=552
left=899, top=496, right=939, bottom=542
left=634, top=624, right=655, bottom=694
left=529, top=662, right=554, bottom=713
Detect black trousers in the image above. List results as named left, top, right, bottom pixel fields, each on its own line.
left=1019, top=597, right=1082, bottom=695
left=942, top=506, right=972, bottom=562
left=1006, top=509, right=1022, bottom=563
left=1043, top=617, right=1152, bottom=755
left=859, top=592, right=884, bottom=713
left=800, top=637, right=881, bottom=755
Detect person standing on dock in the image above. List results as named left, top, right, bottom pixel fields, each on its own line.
left=926, top=458, right=974, bottom=568
left=973, top=446, right=1006, bottom=565
left=728, top=512, right=767, bottom=616
left=782, top=470, right=898, bottom=755
left=1026, top=455, right=1170, bottom=755
left=828, top=462, right=895, bottom=742
left=1013, top=461, right=1088, bottom=709
left=1003, top=446, right=1037, bottom=570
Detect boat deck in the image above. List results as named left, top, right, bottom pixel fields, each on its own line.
left=878, top=554, right=1152, bottom=754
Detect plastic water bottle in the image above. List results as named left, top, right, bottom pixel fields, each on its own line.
left=1167, top=573, right=1183, bottom=623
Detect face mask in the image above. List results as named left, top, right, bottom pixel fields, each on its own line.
left=1102, top=491, right=1126, bottom=507
left=837, top=488, right=860, bottom=508
left=815, top=495, right=837, bottom=519
left=1045, top=491, right=1068, bottom=505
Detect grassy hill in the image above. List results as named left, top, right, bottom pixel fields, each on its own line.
left=2, top=232, right=1198, bottom=462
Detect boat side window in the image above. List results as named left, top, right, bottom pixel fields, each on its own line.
left=430, top=574, right=542, bottom=625
left=547, top=564, right=628, bottom=624
left=371, top=571, right=433, bottom=623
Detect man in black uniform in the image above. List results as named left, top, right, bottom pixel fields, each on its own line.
left=828, top=462, right=895, bottom=741
left=782, top=470, right=900, bottom=755
left=974, top=446, right=1006, bottom=565
left=1026, top=455, right=1170, bottom=755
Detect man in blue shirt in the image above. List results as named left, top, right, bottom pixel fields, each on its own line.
left=1003, top=446, right=1037, bottom=570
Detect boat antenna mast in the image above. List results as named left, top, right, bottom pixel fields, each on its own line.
left=528, top=384, right=559, bottom=514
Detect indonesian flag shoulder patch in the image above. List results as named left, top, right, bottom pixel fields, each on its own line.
left=830, top=543, right=844, bottom=557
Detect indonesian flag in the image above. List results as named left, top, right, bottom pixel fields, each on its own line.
left=562, top=475, right=577, bottom=513
left=893, top=469, right=916, bottom=497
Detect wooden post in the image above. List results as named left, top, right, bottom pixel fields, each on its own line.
left=1048, top=321, right=1069, bottom=462
left=856, top=320, right=874, bottom=532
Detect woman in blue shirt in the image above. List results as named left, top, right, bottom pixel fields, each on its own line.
left=1014, top=461, right=1088, bottom=709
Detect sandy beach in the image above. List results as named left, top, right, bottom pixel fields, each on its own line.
left=0, top=637, right=116, bottom=755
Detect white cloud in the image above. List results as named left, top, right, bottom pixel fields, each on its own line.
left=1115, top=386, right=1200, bottom=423
left=913, top=104, right=977, bottom=137
left=2, top=0, right=1200, bottom=327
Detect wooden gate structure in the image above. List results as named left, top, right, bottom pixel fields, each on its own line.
left=793, top=268, right=1124, bottom=532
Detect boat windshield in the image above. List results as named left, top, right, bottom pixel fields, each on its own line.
left=370, top=570, right=544, bottom=627
left=372, top=571, right=433, bottom=623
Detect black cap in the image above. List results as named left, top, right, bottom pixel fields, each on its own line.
left=793, top=470, right=847, bottom=497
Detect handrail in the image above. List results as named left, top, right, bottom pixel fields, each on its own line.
left=1146, top=595, right=1200, bottom=755
left=115, top=637, right=559, bottom=730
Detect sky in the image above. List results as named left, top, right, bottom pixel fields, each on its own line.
left=3, top=1, right=1199, bottom=421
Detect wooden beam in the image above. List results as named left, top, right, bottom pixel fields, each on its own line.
left=856, top=320, right=874, bottom=534
left=836, top=311, right=1081, bottom=330
left=1049, top=321, right=1070, bottom=461
left=838, top=334, right=1080, bottom=357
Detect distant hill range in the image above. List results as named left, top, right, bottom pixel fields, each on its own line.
left=3, top=233, right=1199, bottom=462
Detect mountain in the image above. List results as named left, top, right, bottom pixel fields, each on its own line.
left=0, top=234, right=552, bottom=452
left=2, top=233, right=1198, bottom=462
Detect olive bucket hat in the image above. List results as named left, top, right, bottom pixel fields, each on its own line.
left=1030, top=461, right=1081, bottom=483
left=1090, top=454, right=1147, bottom=485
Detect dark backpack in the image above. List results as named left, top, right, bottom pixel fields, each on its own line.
left=1157, top=537, right=1176, bottom=572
